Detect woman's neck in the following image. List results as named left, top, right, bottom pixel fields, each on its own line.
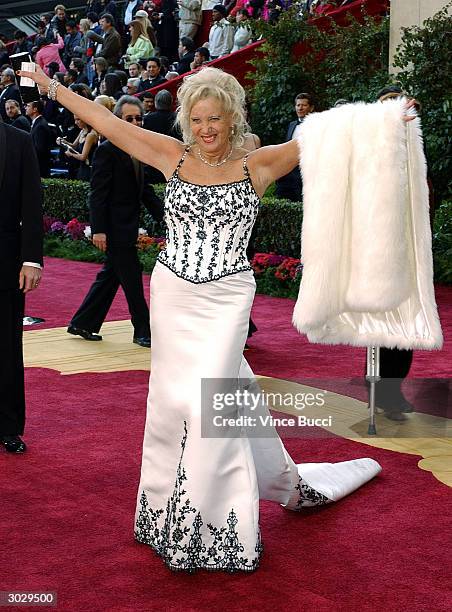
left=196, top=143, right=233, bottom=166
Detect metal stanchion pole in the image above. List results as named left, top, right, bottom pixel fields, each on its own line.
left=366, top=346, right=380, bottom=435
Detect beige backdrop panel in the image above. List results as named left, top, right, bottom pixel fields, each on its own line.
left=389, top=0, right=451, bottom=72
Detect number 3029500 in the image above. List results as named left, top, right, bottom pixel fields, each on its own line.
left=4, top=592, right=56, bottom=605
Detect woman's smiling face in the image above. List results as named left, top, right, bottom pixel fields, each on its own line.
left=189, top=97, right=233, bottom=154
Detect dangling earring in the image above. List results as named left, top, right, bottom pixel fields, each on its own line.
left=229, top=125, right=236, bottom=142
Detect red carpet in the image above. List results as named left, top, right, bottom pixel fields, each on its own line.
left=26, top=258, right=452, bottom=417
left=1, top=367, right=451, bottom=611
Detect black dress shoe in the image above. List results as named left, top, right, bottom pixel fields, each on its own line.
left=1, top=435, right=27, bottom=453
left=133, top=336, right=151, bottom=348
left=67, top=325, right=102, bottom=341
left=401, top=399, right=415, bottom=413
left=384, top=410, right=407, bottom=422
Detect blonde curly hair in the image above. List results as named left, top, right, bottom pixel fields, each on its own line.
left=175, top=67, right=249, bottom=148
left=94, top=95, right=116, bottom=112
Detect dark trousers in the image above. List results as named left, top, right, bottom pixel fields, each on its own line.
left=0, top=289, right=25, bottom=436
left=375, top=348, right=414, bottom=409
left=70, top=246, right=150, bottom=337
left=379, top=347, right=413, bottom=379
left=248, top=317, right=257, bottom=338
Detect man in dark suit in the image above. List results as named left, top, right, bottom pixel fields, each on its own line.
left=275, top=92, right=314, bottom=202
left=0, top=121, right=43, bottom=453
left=68, top=96, right=164, bottom=347
left=69, top=58, right=90, bottom=85
left=39, top=13, right=57, bottom=43
left=11, top=30, right=33, bottom=55
left=63, top=20, right=82, bottom=68
left=143, top=89, right=179, bottom=137
left=50, top=4, right=67, bottom=38
left=26, top=100, right=53, bottom=178
left=0, top=68, right=22, bottom=122
left=5, top=100, right=30, bottom=132
left=124, top=0, right=143, bottom=27
left=137, top=57, right=167, bottom=93
left=143, top=89, right=179, bottom=183
left=175, top=36, right=196, bottom=75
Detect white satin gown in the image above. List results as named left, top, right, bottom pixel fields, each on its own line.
left=134, top=149, right=381, bottom=572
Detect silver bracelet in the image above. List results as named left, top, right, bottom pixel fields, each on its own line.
left=47, top=79, right=60, bottom=101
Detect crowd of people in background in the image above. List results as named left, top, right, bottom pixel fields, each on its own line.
left=0, top=0, right=361, bottom=182
left=0, top=0, right=268, bottom=179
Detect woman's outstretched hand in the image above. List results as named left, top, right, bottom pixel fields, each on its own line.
left=17, top=64, right=51, bottom=95
left=403, top=98, right=418, bottom=123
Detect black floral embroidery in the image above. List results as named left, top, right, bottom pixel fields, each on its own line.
left=157, top=258, right=253, bottom=284
left=158, top=149, right=260, bottom=284
left=135, top=421, right=262, bottom=573
left=294, top=476, right=330, bottom=509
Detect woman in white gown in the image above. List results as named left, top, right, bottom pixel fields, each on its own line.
left=23, top=65, right=394, bottom=573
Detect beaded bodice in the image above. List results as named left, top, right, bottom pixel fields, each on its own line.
left=158, top=147, right=260, bottom=283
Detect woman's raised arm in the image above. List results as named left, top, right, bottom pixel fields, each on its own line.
left=246, top=99, right=417, bottom=198
left=18, top=65, right=184, bottom=176
left=247, top=139, right=301, bottom=197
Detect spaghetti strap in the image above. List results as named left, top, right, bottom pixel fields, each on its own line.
left=172, top=145, right=190, bottom=177
left=242, top=153, right=250, bottom=179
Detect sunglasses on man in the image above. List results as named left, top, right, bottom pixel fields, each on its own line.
left=124, top=115, right=143, bottom=123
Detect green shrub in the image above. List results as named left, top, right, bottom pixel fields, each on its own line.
left=248, top=8, right=390, bottom=145
left=254, top=267, right=300, bottom=299
left=432, top=201, right=452, bottom=284
left=44, top=236, right=106, bottom=263
left=138, top=243, right=162, bottom=274
left=393, top=2, right=452, bottom=202
left=254, top=199, right=302, bottom=257
left=42, top=179, right=90, bottom=220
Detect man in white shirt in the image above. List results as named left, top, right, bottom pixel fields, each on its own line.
left=207, top=5, right=234, bottom=59
left=231, top=9, right=252, bottom=53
